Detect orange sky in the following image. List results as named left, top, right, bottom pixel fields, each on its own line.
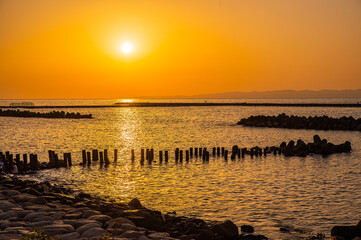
left=1, top=0, right=361, bottom=99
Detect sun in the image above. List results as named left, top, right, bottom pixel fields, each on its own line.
left=121, top=42, right=133, bottom=54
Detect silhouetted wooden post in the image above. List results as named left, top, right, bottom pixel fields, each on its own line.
left=263, top=148, right=267, bottom=156
left=199, top=148, right=202, bottom=157
left=15, top=154, right=20, bottom=169
left=54, top=154, right=60, bottom=168
left=217, top=147, right=220, bottom=156
left=8, top=154, right=13, bottom=171
left=165, top=151, right=169, bottom=163
left=131, top=149, right=135, bottom=162
left=224, top=150, right=228, bottom=160
left=34, top=154, right=39, bottom=170
left=237, top=149, right=241, bottom=158
left=141, top=149, right=145, bottom=164
left=68, top=153, right=72, bottom=166
left=87, top=151, right=91, bottom=166
left=186, top=150, right=189, bottom=162
left=23, top=154, right=28, bottom=172
left=151, top=149, right=154, bottom=162
left=190, top=148, right=193, bottom=157
left=104, top=149, right=110, bottom=165
left=63, top=153, right=68, bottom=167
left=179, top=150, right=183, bottom=163
left=213, top=147, right=216, bottom=156
left=159, top=151, right=163, bottom=163
left=221, top=147, right=225, bottom=156
left=202, top=149, right=206, bottom=161
left=82, top=150, right=86, bottom=165
left=114, top=149, right=118, bottom=163
left=175, top=148, right=179, bottom=162
left=250, top=149, right=254, bottom=158
left=195, top=148, right=198, bottom=157
left=99, top=151, right=104, bottom=165
left=92, top=149, right=98, bottom=161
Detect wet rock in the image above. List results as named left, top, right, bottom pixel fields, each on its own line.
left=2, top=190, right=21, bottom=197
left=42, top=223, right=75, bottom=236
left=148, top=232, right=171, bottom=239
left=239, top=234, right=268, bottom=240
left=76, top=222, right=103, bottom=235
left=88, top=214, right=112, bottom=224
left=64, top=218, right=102, bottom=229
left=105, top=217, right=136, bottom=228
left=64, top=212, right=83, bottom=219
left=331, top=226, right=361, bottom=239
left=11, top=194, right=37, bottom=203
left=0, top=233, right=23, bottom=240
left=211, top=220, right=239, bottom=240
left=81, top=227, right=107, bottom=238
left=119, top=230, right=146, bottom=239
left=196, top=229, right=216, bottom=240
left=241, top=225, right=254, bottom=233
left=58, top=232, right=80, bottom=240
left=82, top=209, right=101, bottom=218
left=27, top=220, right=54, bottom=228
left=279, top=227, right=290, bottom=232
left=0, top=200, right=17, bottom=211
left=29, top=196, right=47, bottom=205
left=129, top=198, right=143, bottom=209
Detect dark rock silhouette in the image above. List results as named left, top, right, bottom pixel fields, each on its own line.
left=237, top=113, right=361, bottom=131
left=0, top=109, right=92, bottom=119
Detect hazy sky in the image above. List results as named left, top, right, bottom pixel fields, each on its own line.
left=1, top=0, right=361, bottom=99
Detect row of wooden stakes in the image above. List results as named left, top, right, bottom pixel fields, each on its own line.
left=0, top=151, right=39, bottom=172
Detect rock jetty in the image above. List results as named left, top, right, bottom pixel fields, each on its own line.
left=0, top=109, right=92, bottom=119
left=237, top=113, right=361, bottom=131
left=331, top=221, right=361, bottom=239
left=0, top=175, right=268, bottom=240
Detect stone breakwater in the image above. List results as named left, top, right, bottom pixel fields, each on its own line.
left=0, top=109, right=92, bottom=119
left=237, top=113, right=361, bottom=131
left=0, top=175, right=268, bottom=240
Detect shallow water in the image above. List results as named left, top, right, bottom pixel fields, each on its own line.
left=1, top=99, right=361, bottom=239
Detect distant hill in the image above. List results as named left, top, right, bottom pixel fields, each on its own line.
left=191, top=89, right=361, bottom=99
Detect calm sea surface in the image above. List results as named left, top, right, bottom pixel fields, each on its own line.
left=1, top=98, right=361, bottom=239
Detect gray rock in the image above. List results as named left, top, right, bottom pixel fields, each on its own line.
left=212, top=220, right=239, bottom=240
left=129, top=198, right=143, bottom=209
left=148, top=232, right=171, bottom=239
left=2, top=190, right=21, bottom=197
left=105, top=217, right=136, bottom=228
left=64, top=218, right=102, bottom=229
left=0, top=200, right=16, bottom=211
left=119, top=230, right=146, bottom=239
left=82, top=209, right=101, bottom=218
left=23, top=211, right=46, bottom=221
left=27, top=220, right=54, bottom=228
left=76, top=222, right=103, bottom=235
left=29, top=196, right=47, bottom=205
left=42, top=223, right=75, bottom=236
left=88, top=214, right=112, bottom=224
left=80, top=227, right=107, bottom=238
left=0, top=233, right=23, bottom=240
left=11, top=194, right=37, bottom=203
left=58, top=232, right=81, bottom=240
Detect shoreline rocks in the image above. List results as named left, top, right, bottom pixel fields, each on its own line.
left=0, top=175, right=268, bottom=240
left=0, top=109, right=92, bottom=119
left=237, top=113, right=361, bottom=131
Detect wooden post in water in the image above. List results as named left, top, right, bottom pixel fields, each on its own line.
left=114, top=149, right=118, bottom=163
left=224, top=150, right=228, bottom=160
left=213, top=147, right=216, bottom=156
left=141, top=149, right=145, bottom=164
left=263, top=148, right=267, bottom=156
left=68, top=153, right=72, bottom=166
left=195, top=148, right=198, bottom=157
left=164, top=151, right=168, bottom=163
left=62, top=153, right=67, bottom=167
left=92, top=150, right=98, bottom=161
left=175, top=148, right=179, bottom=162
left=217, top=147, right=220, bottom=156
left=237, top=149, right=241, bottom=159
left=99, top=151, right=104, bottom=165
left=199, top=148, right=202, bottom=157
left=15, top=154, right=20, bottom=170
left=82, top=150, right=87, bottom=165
left=23, top=154, right=28, bottom=172
left=34, top=154, right=39, bottom=170
left=151, top=149, right=154, bottom=162
left=202, top=149, right=206, bottom=161
left=104, top=149, right=110, bottom=165
left=186, top=150, right=189, bottom=162
left=179, top=150, right=183, bottom=163
left=221, top=147, right=225, bottom=156
left=131, top=149, right=135, bottom=162
left=190, top=148, right=193, bottom=157
left=159, top=151, right=163, bottom=163
left=55, top=154, right=60, bottom=168
left=87, top=152, right=91, bottom=166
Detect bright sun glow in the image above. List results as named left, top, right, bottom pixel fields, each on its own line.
left=121, top=42, right=133, bottom=54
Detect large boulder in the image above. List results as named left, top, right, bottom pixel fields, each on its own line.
left=212, top=220, right=239, bottom=240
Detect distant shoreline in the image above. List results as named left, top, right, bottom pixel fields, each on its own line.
left=0, top=102, right=360, bottom=108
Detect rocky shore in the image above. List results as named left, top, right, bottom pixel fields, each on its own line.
left=237, top=113, right=361, bottom=131
left=0, top=109, right=92, bottom=119
left=0, top=175, right=268, bottom=240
